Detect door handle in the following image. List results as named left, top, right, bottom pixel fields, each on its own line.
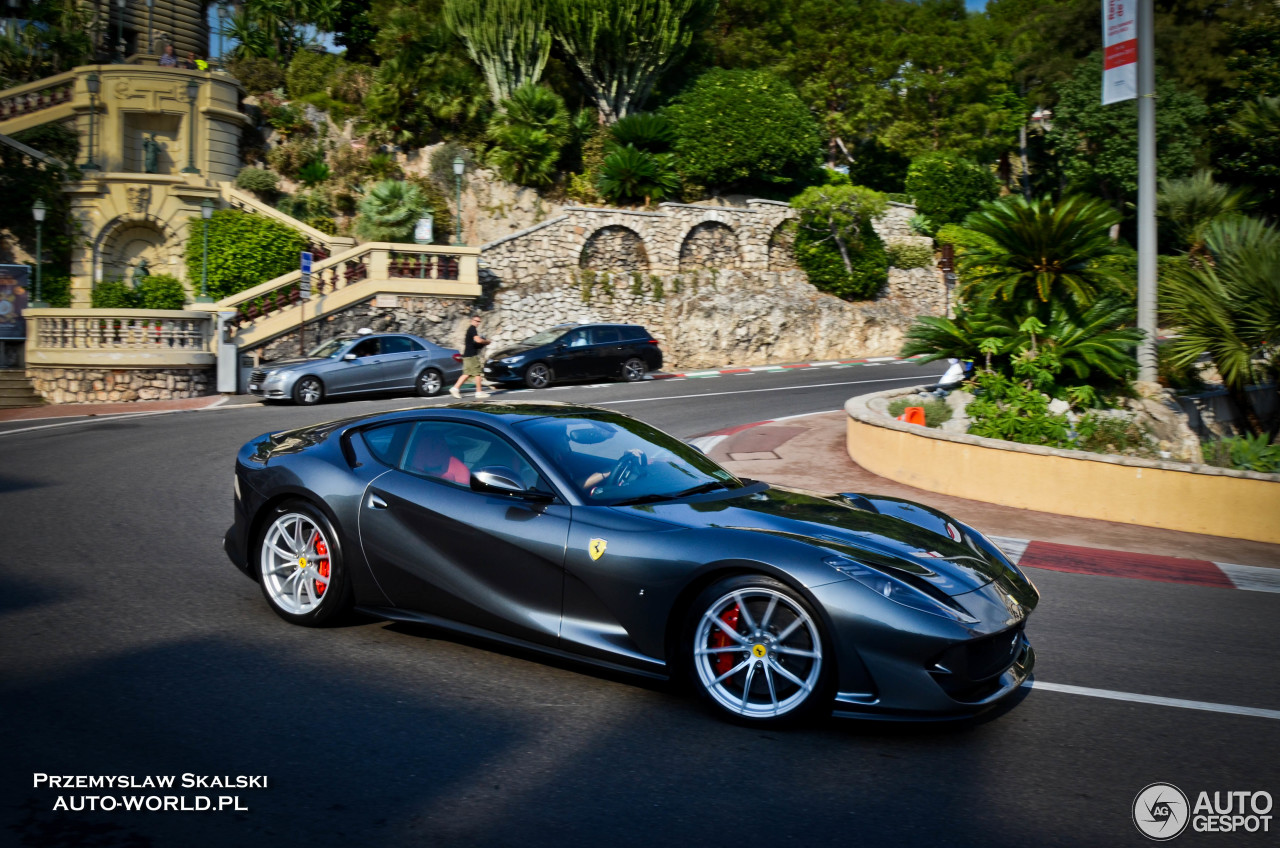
left=368, top=494, right=388, bottom=509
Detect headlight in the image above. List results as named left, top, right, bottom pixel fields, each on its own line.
left=264, top=371, right=286, bottom=383
left=824, top=557, right=977, bottom=623
left=501, top=355, right=525, bottom=365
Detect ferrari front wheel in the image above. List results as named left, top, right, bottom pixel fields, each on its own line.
left=256, top=500, right=351, bottom=626
left=686, top=575, right=830, bottom=723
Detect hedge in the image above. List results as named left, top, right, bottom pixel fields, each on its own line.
left=185, top=209, right=307, bottom=300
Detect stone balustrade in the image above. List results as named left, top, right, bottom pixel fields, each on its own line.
left=0, top=70, right=76, bottom=130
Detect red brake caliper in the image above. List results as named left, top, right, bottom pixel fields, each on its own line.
left=314, top=538, right=329, bottom=597
left=709, top=603, right=741, bottom=675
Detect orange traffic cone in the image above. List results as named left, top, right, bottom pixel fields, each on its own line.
left=896, top=406, right=926, bottom=425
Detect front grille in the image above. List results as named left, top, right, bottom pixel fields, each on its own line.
left=929, top=624, right=1026, bottom=702
left=250, top=370, right=267, bottom=384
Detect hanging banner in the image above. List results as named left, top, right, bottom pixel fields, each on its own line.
left=0, top=264, right=31, bottom=340
left=1102, top=0, right=1138, bottom=104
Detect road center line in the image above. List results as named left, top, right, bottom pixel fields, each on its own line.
left=592, top=373, right=945, bottom=405
left=1026, top=680, right=1280, bottom=720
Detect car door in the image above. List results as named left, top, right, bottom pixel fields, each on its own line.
left=378, top=336, right=423, bottom=390
left=548, top=328, right=592, bottom=381
left=327, top=337, right=385, bottom=394
left=584, top=326, right=625, bottom=379
left=358, top=419, right=569, bottom=647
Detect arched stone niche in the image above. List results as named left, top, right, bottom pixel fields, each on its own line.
left=678, top=221, right=739, bottom=271
left=579, top=225, right=649, bottom=273
left=95, top=214, right=182, bottom=289
left=767, top=220, right=798, bottom=272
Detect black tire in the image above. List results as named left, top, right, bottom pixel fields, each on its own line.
left=416, top=367, right=444, bottom=397
left=254, top=500, right=352, bottom=627
left=620, top=357, right=646, bottom=382
left=524, top=362, right=553, bottom=389
left=292, top=375, right=324, bottom=405
left=684, top=574, right=832, bottom=724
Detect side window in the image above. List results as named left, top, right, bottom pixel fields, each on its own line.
left=360, top=422, right=414, bottom=468
left=565, top=329, right=589, bottom=348
left=591, top=327, right=622, bottom=344
left=401, top=421, right=549, bottom=492
left=350, top=338, right=381, bottom=358
left=620, top=325, right=648, bottom=341
left=382, top=337, right=416, bottom=354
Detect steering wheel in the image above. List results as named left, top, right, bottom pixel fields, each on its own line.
left=609, top=449, right=647, bottom=488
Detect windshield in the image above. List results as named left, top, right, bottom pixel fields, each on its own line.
left=515, top=411, right=742, bottom=504
left=518, top=327, right=575, bottom=347
left=308, top=337, right=354, bottom=359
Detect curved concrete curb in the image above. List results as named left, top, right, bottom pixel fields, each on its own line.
left=845, top=387, right=1280, bottom=544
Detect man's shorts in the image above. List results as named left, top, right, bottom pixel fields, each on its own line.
left=462, top=355, right=483, bottom=376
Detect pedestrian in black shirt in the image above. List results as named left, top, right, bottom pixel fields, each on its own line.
left=450, top=315, right=490, bottom=398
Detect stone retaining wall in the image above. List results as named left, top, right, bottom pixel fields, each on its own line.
left=28, top=366, right=213, bottom=403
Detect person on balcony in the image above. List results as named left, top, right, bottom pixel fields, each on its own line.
left=158, top=45, right=177, bottom=67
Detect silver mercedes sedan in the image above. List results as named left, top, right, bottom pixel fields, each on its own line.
left=248, top=332, right=464, bottom=405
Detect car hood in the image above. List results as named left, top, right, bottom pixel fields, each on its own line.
left=258, top=356, right=331, bottom=373
left=489, top=342, right=545, bottom=360
left=617, top=485, right=1034, bottom=598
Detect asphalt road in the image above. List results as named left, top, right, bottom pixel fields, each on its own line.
left=3, top=362, right=1278, bottom=847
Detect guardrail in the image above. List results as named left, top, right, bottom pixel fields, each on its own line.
left=0, top=70, right=76, bottom=125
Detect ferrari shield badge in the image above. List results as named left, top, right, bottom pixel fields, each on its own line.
left=589, top=538, right=608, bottom=560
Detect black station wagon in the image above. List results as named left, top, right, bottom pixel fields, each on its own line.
left=482, top=323, right=664, bottom=389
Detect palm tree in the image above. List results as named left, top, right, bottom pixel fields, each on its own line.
left=959, top=195, right=1130, bottom=314
left=1161, top=216, right=1280, bottom=434
left=355, top=181, right=425, bottom=242
left=1157, top=170, right=1252, bottom=258
left=487, top=83, right=570, bottom=187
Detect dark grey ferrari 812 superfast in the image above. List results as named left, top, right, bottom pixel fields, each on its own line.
left=225, top=402, right=1038, bottom=724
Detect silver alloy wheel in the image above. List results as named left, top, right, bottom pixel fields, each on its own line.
left=621, top=357, right=645, bottom=382
left=524, top=362, right=552, bottom=389
left=260, top=512, right=332, bottom=615
left=417, top=368, right=443, bottom=396
left=693, top=587, right=823, bottom=719
left=294, top=376, right=323, bottom=405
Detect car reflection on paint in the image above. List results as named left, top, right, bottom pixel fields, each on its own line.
left=247, top=332, right=463, bottom=405
left=225, top=401, right=1038, bottom=725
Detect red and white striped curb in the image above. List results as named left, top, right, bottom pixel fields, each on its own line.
left=656, top=355, right=924, bottom=380
left=991, top=536, right=1280, bottom=593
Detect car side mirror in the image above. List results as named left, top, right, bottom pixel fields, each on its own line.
left=471, top=466, right=552, bottom=501
left=343, top=354, right=357, bottom=361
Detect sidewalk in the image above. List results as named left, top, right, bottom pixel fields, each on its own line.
left=704, top=410, right=1280, bottom=578
left=0, top=394, right=238, bottom=423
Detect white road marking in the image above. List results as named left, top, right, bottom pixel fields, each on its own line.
left=0, top=409, right=176, bottom=436
left=592, top=374, right=945, bottom=406
left=1026, top=680, right=1280, bottom=721
left=1216, top=562, right=1280, bottom=593
left=989, top=535, right=1030, bottom=564
left=687, top=435, right=728, bottom=453
left=865, top=356, right=898, bottom=362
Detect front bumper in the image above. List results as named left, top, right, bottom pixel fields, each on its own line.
left=482, top=361, right=525, bottom=383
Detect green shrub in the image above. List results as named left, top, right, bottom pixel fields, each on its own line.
left=297, top=159, right=332, bottom=187
left=887, top=397, right=952, bottom=427
left=887, top=243, right=934, bottom=269
left=665, top=69, right=821, bottom=190
left=610, top=112, right=674, bottom=152
left=276, top=188, right=334, bottom=221
left=887, top=192, right=912, bottom=204
left=329, top=62, right=374, bottom=104
left=793, top=219, right=888, bottom=301
left=904, top=152, right=999, bottom=229
left=91, top=280, right=137, bottom=308
left=134, top=274, right=187, bottom=309
left=306, top=216, right=338, bottom=236
left=1202, top=434, right=1280, bottom=472
left=185, top=208, right=307, bottom=299
left=1074, top=413, right=1154, bottom=456
left=235, top=166, right=280, bottom=196
left=287, top=50, right=342, bottom=100
left=37, top=273, right=71, bottom=307
left=430, top=142, right=475, bottom=190
left=597, top=145, right=679, bottom=205
left=355, top=180, right=424, bottom=242
left=227, top=57, right=286, bottom=95
left=268, top=139, right=323, bottom=180
left=967, top=369, right=1074, bottom=448
left=487, top=84, right=570, bottom=188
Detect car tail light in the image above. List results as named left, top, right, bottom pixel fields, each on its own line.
left=647, top=339, right=660, bottom=344
left=453, top=353, right=463, bottom=362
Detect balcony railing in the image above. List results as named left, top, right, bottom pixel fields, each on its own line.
left=0, top=70, right=76, bottom=124
left=24, top=308, right=217, bottom=367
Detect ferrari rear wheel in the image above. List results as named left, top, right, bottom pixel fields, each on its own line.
left=257, top=500, right=351, bottom=626
left=687, top=575, right=830, bottom=723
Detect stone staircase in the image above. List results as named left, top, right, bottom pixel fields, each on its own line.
left=0, top=369, right=44, bottom=409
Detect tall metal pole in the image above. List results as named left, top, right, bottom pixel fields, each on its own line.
left=1136, top=0, right=1158, bottom=383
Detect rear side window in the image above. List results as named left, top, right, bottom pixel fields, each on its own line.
left=360, top=422, right=414, bottom=467
left=382, top=337, right=421, bottom=354
left=591, top=327, right=622, bottom=344
left=619, top=325, right=649, bottom=341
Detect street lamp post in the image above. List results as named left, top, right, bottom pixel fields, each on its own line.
left=452, top=155, right=465, bottom=246
left=82, top=72, right=100, bottom=171
left=182, top=76, right=201, bottom=174
left=197, top=199, right=214, bottom=303
left=31, top=200, right=48, bottom=308
left=115, top=0, right=125, bottom=62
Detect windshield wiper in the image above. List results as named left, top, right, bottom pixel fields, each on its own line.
left=611, top=481, right=731, bottom=507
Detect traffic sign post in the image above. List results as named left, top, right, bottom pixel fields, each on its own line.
left=299, top=251, right=313, bottom=356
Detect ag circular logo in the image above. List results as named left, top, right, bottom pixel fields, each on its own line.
left=1133, top=783, right=1190, bottom=840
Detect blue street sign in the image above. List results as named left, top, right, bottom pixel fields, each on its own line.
left=301, top=251, right=312, bottom=274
